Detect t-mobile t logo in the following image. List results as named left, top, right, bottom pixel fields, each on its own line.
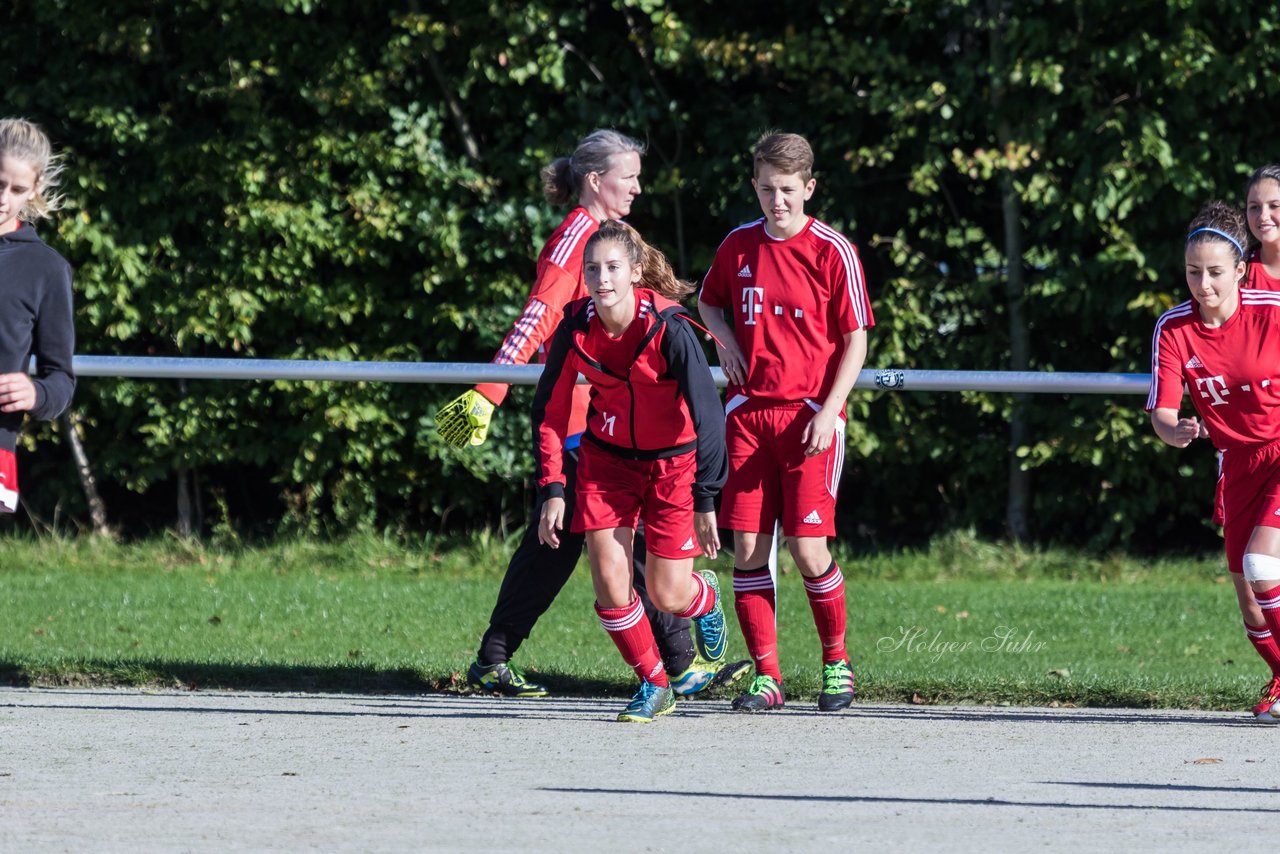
left=741, top=287, right=765, bottom=325
left=1195, top=375, right=1230, bottom=406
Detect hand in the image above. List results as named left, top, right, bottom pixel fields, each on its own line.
left=694, top=510, right=719, bottom=559
left=539, top=497, right=566, bottom=549
left=715, top=339, right=749, bottom=387
left=434, top=389, right=495, bottom=448
left=1170, top=417, right=1201, bottom=448
left=801, top=408, right=840, bottom=457
left=0, top=373, right=36, bottom=413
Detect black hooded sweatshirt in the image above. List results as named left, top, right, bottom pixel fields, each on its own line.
left=0, top=222, right=74, bottom=452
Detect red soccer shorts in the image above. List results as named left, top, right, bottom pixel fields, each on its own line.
left=0, top=448, right=17, bottom=514
left=719, top=397, right=844, bottom=538
left=1222, top=438, right=1280, bottom=574
left=572, top=442, right=699, bottom=560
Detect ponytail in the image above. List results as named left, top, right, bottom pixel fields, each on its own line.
left=637, top=236, right=694, bottom=299
left=540, top=157, right=575, bottom=206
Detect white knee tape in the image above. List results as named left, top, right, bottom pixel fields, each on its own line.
left=1243, top=553, right=1280, bottom=582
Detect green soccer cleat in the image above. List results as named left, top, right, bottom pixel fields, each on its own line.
left=692, top=569, right=728, bottom=664
left=818, top=659, right=856, bottom=711
left=731, top=674, right=785, bottom=712
left=617, top=681, right=676, bottom=723
left=466, top=659, right=549, bottom=698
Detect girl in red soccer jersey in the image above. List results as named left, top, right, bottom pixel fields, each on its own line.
left=698, top=131, right=873, bottom=713
left=1246, top=165, right=1280, bottom=291
left=0, top=117, right=75, bottom=514
left=435, top=130, right=740, bottom=700
left=1210, top=167, right=1280, bottom=718
left=533, top=220, right=729, bottom=722
left=1148, top=200, right=1280, bottom=722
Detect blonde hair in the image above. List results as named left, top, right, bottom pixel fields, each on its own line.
left=753, top=130, right=814, bottom=182
left=586, top=220, right=694, bottom=299
left=0, top=117, right=64, bottom=221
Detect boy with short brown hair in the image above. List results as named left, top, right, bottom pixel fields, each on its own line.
left=697, top=131, right=873, bottom=712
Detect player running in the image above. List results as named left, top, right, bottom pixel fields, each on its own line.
left=435, top=130, right=745, bottom=700
left=1212, top=168, right=1280, bottom=719
left=1149, top=200, right=1280, bottom=723
left=533, top=220, right=729, bottom=722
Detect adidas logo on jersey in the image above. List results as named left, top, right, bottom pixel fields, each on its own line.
left=1185, top=355, right=1205, bottom=370
left=680, top=536, right=696, bottom=551
left=802, top=510, right=822, bottom=525
left=738, top=264, right=752, bottom=278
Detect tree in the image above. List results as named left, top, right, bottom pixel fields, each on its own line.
left=4, top=0, right=1277, bottom=551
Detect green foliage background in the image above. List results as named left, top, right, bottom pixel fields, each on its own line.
left=3, top=0, right=1265, bottom=549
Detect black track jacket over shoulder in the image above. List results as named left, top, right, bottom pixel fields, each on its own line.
left=532, top=288, right=726, bottom=512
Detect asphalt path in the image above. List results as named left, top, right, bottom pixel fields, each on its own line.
left=0, top=687, right=1275, bottom=851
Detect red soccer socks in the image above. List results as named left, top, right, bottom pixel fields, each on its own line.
left=733, top=567, right=781, bottom=681
left=673, top=570, right=715, bottom=620
left=596, top=595, right=668, bottom=687
left=1245, top=620, right=1280, bottom=676
left=804, top=562, right=848, bottom=664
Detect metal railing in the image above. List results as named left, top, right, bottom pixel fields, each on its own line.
left=70, top=356, right=1151, bottom=395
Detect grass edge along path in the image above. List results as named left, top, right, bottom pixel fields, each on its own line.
left=0, top=529, right=1259, bottom=711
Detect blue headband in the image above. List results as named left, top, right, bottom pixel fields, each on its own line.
left=1187, top=227, right=1244, bottom=258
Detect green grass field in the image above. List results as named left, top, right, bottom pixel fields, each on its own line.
left=0, top=529, right=1264, bottom=709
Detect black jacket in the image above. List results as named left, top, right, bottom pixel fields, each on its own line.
left=0, top=222, right=75, bottom=451
left=532, top=289, right=726, bottom=512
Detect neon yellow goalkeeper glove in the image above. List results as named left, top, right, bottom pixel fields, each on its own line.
left=435, top=389, right=496, bottom=448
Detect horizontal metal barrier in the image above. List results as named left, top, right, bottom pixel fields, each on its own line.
left=68, top=356, right=1150, bottom=395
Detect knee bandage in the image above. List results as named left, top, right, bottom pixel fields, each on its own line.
left=1243, top=553, right=1280, bottom=582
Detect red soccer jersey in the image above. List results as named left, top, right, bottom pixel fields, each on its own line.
left=699, top=216, right=874, bottom=403
left=1247, top=250, right=1280, bottom=291
left=1147, top=290, right=1280, bottom=449
left=475, top=206, right=596, bottom=436
left=531, top=289, right=727, bottom=512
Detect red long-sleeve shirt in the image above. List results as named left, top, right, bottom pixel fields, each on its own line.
left=475, top=207, right=595, bottom=437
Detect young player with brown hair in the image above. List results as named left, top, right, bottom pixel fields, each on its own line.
left=697, top=131, right=874, bottom=712
left=1196, top=170, right=1280, bottom=719
left=533, top=220, right=728, bottom=722
left=435, top=131, right=744, bottom=699
left=1149, top=200, right=1280, bottom=722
